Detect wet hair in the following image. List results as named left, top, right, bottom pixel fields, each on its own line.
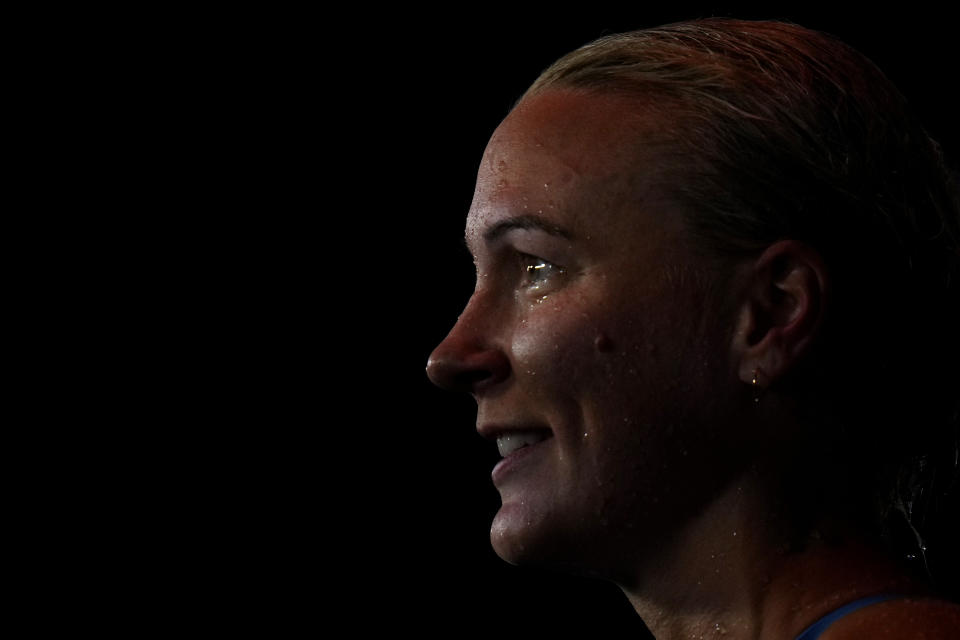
left=521, top=19, right=960, bottom=598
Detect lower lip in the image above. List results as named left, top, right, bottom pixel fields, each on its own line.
left=491, top=437, right=552, bottom=485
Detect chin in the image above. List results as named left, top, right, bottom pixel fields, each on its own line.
left=489, top=506, right=529, bottom=565
left=488, top=495, right=663, bottom=587
left=490, top=517, right=548, bottom=566
left=489, top=507, right=602, bottom=575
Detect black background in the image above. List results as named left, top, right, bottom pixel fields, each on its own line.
left=132, top=5, right=958, bottom=635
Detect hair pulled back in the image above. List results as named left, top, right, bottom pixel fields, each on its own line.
left=523, top=18, right=960, bottom=598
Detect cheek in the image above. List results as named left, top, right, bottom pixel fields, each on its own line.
left=510, top=299, right=602, bottom=380
left=509, top=296, right=644, bottom=405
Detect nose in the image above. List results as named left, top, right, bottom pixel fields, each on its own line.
left=425, top=297, right=511, bottom=394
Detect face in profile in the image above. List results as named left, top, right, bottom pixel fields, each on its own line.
left=427, top=89, right=741, bottom=582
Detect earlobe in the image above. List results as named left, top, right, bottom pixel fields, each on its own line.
left=732, top=240, right=829, bottom=388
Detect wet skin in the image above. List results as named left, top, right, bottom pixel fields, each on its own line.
left=426, top=89, right=745, bottom=581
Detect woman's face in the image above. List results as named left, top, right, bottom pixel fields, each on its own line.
left=426, top=89, right=740, bottom=581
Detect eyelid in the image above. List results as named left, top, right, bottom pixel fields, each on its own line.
left=520, top=252, right=562, bottom=270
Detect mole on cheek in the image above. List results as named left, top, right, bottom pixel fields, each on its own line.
left=594, top=333, right=614, bottom=353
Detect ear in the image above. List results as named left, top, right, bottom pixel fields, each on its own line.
left=731, top=240, right=830, bottom=388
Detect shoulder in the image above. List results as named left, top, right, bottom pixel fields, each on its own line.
left=820, top=597, right=960, bottom=640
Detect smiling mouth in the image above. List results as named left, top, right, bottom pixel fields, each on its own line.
left=496, top=430, right=552, bottom=457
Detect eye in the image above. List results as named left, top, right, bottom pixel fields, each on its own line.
left=520, top=254, right=565, bottom=292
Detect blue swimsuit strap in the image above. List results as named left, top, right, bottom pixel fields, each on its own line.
left=794, top=594, right=901, bottom=640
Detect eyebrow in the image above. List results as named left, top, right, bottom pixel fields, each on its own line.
left=479, top=214, right=574, bottom=244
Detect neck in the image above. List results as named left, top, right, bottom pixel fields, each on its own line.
left=618, top=465, right=925, bottom=640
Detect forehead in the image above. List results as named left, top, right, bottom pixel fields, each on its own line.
left=465, top=89, right=670, bottom=250
left=491, top=90, right=641, bottom=169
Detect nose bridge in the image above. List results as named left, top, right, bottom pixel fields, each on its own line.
left=434, top=285, right=497, bottom=362
left=450, top=283, right=497, bottom=343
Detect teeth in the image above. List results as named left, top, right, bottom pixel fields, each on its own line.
left=496, top=431, right=549, bottom=457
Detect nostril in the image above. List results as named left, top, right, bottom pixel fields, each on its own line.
left=426, top=347, right=510, bottom=393
left=453, top=369, right=498, bottom=392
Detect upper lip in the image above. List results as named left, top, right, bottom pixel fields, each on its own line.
left=477, top=421, right=552, bottom=442
left=477, top=423, right=506, bottom=441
